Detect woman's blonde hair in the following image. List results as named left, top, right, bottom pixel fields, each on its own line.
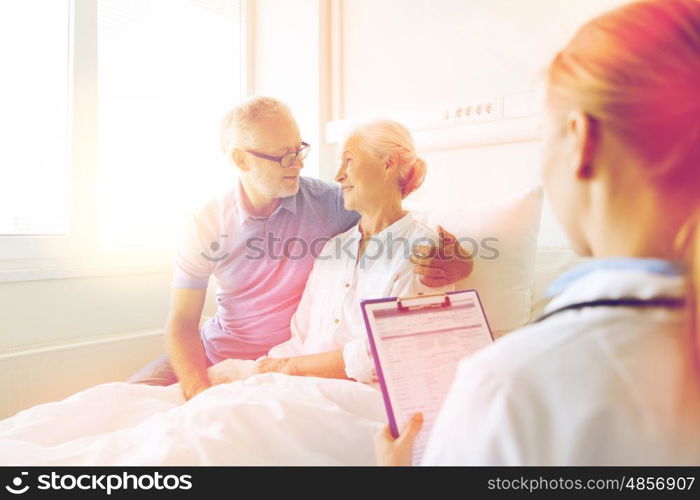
left=548, top=0, right=700, bottom=367
left=350, top=119, right=427, bottom=199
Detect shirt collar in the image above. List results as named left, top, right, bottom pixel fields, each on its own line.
left=351, top=211, right=415, bottom=245
left=235, top=179, right=298, bottom=222
left=546, top=257, right=685, bottom=298
left=278, top=189, right=298, bottom=215
left=235, top=180, right=254, bottom=222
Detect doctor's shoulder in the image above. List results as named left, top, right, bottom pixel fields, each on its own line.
left=458, top=310, right=598, bottom=387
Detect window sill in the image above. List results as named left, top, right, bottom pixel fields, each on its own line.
left=0, top=250, right=175, bottom=283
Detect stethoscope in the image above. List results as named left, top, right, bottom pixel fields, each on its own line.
left=533, top=297, right=686, bottom=324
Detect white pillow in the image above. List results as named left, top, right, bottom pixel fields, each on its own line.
left=412, top=187, right=543, bottom=337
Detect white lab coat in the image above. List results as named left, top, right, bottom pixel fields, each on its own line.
left=422, top=260, right=700, bottom=465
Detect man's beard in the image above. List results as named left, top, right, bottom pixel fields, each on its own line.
left=250, top=171, right=299, bottom=200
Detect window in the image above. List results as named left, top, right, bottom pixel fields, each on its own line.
left=0, top=0, right=71, bottom=236
left=0, top=0, right=247, bottom=263
left=98, top=0, right=246, bottom=248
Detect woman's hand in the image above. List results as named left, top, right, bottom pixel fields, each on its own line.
left=374, top=413, right=424, bottom=466
left=207, top=359, right=257, bottom=384
left=253, top=356, right=297, bottom=376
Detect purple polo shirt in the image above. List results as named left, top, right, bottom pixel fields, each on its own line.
left=172, top=176, right=360, bottom=363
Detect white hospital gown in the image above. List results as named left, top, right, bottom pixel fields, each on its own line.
left=269, top=212, right=453, bottom=382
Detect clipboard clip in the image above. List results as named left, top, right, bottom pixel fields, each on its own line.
left=396, top=292, right=451, bottom=312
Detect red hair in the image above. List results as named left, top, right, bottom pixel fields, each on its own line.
left=548, top=0, right=700, bottom=367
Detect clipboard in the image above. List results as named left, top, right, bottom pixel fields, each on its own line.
left=361, top=289, right=494, bottom=463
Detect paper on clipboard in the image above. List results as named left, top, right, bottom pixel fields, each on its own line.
left=361, top=290, right=494, bottom=464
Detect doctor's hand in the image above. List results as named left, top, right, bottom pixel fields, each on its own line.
left=411, top=225, right=473, bottom=288
left=374, top=413, right=424, bottom=466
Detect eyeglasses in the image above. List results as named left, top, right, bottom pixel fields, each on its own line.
left=245, top=142, right=310, bottom=168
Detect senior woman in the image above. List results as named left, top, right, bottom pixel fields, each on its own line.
left=252, top=119, right=454, bottom=383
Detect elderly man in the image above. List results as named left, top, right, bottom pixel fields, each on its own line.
left=128, top=96, right=472, bottom=399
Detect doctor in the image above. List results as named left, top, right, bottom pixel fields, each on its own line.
left=377, top=0, right=700, bottom=465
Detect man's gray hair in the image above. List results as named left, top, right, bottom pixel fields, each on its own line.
left=220, top=96, right=293, bottom=154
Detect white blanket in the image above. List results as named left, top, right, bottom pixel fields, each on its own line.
left=0, top=364, right=385, bottom=466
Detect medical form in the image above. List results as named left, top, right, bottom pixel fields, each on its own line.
left=361, top=290, right=494, bottom=464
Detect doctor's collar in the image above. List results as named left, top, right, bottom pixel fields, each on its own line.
left=545, top=257, right=685, bottom=298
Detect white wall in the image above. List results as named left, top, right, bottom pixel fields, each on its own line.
left=0, top=269, right=218, bottom=418
left=334, top=0, right=629, bottom=245
left=1, top=273, right=169, bottom=349
left=341, top=0, right=628, bottom=114
left=252, top=0, right=328, bottom=179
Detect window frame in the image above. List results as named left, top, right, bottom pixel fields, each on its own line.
left=0, top=0, right=250, bottom=277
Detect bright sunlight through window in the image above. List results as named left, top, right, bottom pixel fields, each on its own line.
left=0, top=0, right=71, bottom=236
left=98, top=0, right=244, bottom=248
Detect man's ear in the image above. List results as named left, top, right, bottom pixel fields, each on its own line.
left=566, top=110, right=598, bottom=180
left=231, top=149, right=248, bottom=171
